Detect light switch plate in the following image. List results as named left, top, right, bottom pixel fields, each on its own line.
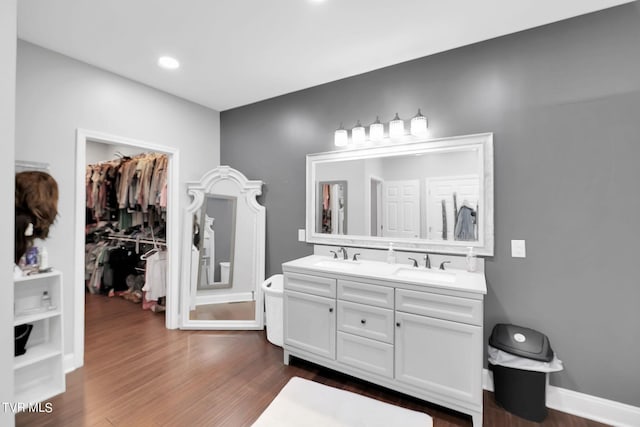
left=511, top=240, right=526, bottom=258
left=298, top=229, right=306, bottom=242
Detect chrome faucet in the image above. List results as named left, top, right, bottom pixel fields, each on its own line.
left=424, top=253, right=431, bottom=269
left=329, top=250, right=338, bottom=259
left=439, top=260, right=451, bottom=270
left=338, top=247, right=348, bottom=260
left=408, top=257, right=419, bottom=268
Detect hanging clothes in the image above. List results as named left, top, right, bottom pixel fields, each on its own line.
left=86, top=153, right=168, bottom=222
left=454, top=205, right=476, bottom=241
left=142, top=251, right=167, bottom=302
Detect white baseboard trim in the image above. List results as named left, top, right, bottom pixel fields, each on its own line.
left=63, top=354, right=77, bottom=374
left=483, top=369, right=640, bottom=427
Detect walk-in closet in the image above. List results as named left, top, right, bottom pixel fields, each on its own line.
left=84, top=141, right=168, bottom=313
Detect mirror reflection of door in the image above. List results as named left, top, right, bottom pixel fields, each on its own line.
left=317, top=181, right=347, bottom=235
left=382, top=180, right=420, bottom=238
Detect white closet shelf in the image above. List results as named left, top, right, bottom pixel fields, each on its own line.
left=14, top=343, right=62, bottom=370
left=14, top=269, right=61, bottom=282
left=13, top=270, right=65, bottom=404
left=14, top=308, right=61, bottom=326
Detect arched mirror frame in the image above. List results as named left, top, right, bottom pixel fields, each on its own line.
left=180, top=166, right=265, bottom=329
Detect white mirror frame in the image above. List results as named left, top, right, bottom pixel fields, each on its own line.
left=180, top=166, right=265, bottom=329
left=306, top=132, right=494, bottom=256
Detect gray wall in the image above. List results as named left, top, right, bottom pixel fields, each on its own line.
left=1, top=1, right=16, bottom=425
left=221, top=4, right=640, bottom=406
left=16, top=40, right=221, bottom=358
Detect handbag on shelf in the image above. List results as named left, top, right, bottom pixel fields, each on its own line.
left=15, top=323, right=33, bottom=356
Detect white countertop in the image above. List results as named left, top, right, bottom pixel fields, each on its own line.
left=282, top=255, right=487, bottom=295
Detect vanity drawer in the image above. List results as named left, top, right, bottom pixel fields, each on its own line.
left=285, top=272, right=336, bottom=298
left=396, top=289, right=482, bottom=326
left=337, top=332, right=394, bottom=379
left=337, top=300, right=394, bottom=344
left=337, top=280, right=394, bottom=309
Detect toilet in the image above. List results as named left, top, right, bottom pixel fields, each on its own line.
left=220, top=261, right=230, bottom=283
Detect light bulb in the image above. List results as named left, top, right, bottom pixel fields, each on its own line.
left=158, top=56, right=180, bottom=70
left=334, top=123, right=348, bottom=147
left=369, top=116, right=384, bottom=142
left=352, top=120, right=366, bottom=145
left=389, top=113, right=405, bottom=139
left=410, top=109, right=428, bottom=137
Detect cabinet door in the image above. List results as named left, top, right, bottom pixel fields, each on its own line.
left=395, top=312, right=482, bottom=405
left=284, top=290, right=336, bottom=359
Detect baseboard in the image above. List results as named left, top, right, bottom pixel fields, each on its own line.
left=63, top=354, right=77, bottom=373
left=483, top=369, right=640, bottom=427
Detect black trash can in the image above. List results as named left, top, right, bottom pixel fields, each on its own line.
left=489, top=323, right=554, bottom=422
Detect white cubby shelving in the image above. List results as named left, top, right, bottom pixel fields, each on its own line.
left=13, top=270, right=65, bottom=403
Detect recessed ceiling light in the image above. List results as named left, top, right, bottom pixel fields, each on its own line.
left=158, top=56, right=180, bottom=70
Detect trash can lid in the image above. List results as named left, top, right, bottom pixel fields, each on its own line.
left=489, top=323, right=554, bottom=362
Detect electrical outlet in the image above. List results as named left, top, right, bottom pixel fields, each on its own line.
left=298, top=229, right=306, bottom=242
left=511, top=240, right=526, bottom=258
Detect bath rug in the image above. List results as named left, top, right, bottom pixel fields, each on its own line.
left=252, top=376, right=432, bottom=427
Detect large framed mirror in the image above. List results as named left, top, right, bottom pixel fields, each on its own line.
left=181, top=166, right=265, bottom=329
left=306, top=133, right=494, bottom=255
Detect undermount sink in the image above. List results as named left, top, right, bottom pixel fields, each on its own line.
left=393, top=267, right=456, bottom=283
left=313, top=259, right=362, bottom=270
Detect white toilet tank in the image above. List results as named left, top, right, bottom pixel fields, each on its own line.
left=220, top=262, right=230, bottom=283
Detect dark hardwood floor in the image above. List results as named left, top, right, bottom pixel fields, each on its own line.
left=17, top=294, right=610, bottom=426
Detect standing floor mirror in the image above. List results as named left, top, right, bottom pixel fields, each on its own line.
left=180, top=166, right=265, bottom=329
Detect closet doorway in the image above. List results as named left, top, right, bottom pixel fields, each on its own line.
left=74, top=129, right=180, bottom=369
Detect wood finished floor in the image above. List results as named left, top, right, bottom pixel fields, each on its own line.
left=17, top=294, right=610, bottom=427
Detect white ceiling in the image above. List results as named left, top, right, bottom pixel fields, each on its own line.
left=17, top=0, right=634, bottom=111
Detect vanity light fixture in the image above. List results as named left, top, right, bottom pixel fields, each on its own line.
left=158, top=56, right=180, bottom=70
left=334, top=123, right=349, bottom=147
left=369, top=116, right=384, bottom=142
left=410, top=109, right=428, bottom=137
left=352, top=120, right=366, bottom=145
left=389, top=113, right=405, bottom=139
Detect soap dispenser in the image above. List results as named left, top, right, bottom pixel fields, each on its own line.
left=466, top=247, right=477, bottom=272
left=386, top=243, right=396, bottom=264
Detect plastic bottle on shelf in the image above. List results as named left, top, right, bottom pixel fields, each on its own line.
left=41, top=291, right=52, bottom=310
left=386, top=243, right=396, bottom=264
left=39, top=246, right=49, bottom=271
left=466, top=247, right=477, bottom=272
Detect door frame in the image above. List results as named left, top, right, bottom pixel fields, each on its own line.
left=366, top=175, right=384, bottom=237
left=74, top=128, right=180, bottom=369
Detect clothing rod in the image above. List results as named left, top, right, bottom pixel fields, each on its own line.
left=105, top=235, right=167, bottom=246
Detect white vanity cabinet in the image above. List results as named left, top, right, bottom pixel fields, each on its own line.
left=395, top=290, right=483, bottom=405
left=283, top=257, right=485, bottom=427
left=13, top=271, right=65, bottom=404
left=283, top=272, right=336, bottom=359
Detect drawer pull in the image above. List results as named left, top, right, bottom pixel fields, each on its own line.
left=396, top=322, right=401, bottom=327
left=329, top=307, right=334, bottom=313
left=360, top=319, right=366, bottom=325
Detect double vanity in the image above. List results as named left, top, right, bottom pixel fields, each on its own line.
left=282, top=254, right=486, bottom=426
left=280, top=131, right=493, bottom=425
